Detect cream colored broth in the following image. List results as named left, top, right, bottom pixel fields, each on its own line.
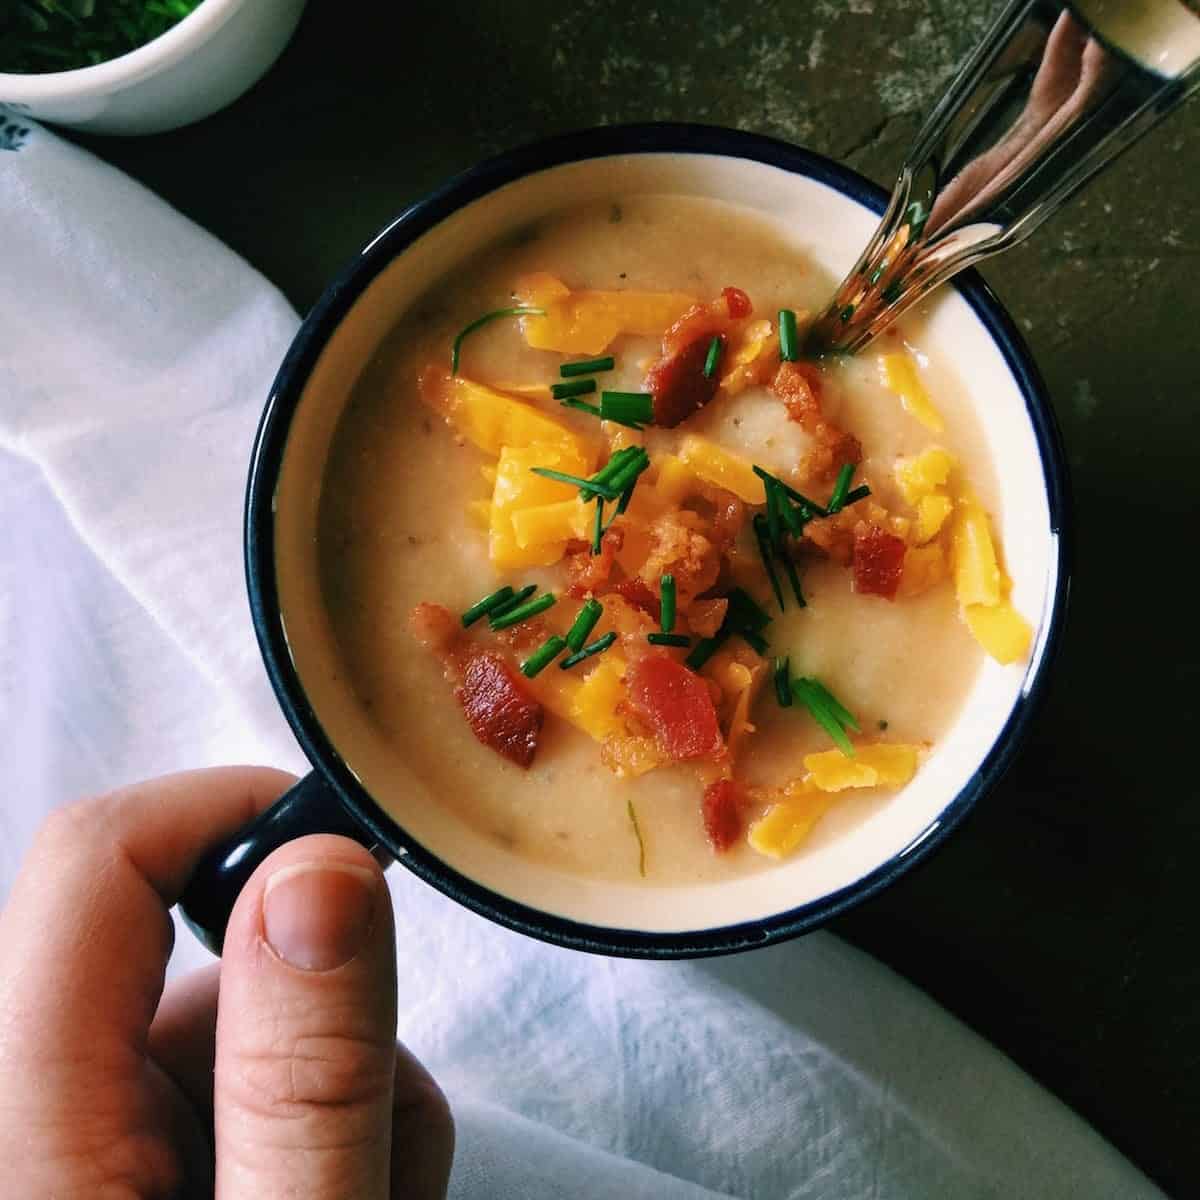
left=315, top=195, right=993, bottom=886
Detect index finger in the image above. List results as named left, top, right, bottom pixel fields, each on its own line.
left=0, top=767, right=295, bottom=1051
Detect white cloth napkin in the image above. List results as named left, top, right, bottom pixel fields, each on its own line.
left=0, top=113, right=1163, bottom=1200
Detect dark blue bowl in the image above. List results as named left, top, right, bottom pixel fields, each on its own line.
left=179, top=124, right=1070, bottom=959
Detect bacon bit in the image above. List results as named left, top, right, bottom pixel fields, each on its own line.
left=722, top=286, right=753, bottom=319
left=456, top=652, right=544, bottom=767
left=645, top=332, right=723, bottom=428
left=799, top=498, right=893, bottom=567
left=688, top=597, right=728, bottom=639
left=853, top=525, right=907, bottom=599
left=704, top=487, right=747, bottom=549
left=800, top=514, right=855, bottom=566
left=409, top=603, right=544, bottom=765
left=702, top=779, right=745, bottom=852
left=609, top=578, right=661, bottom=622
left=771, top=361, right=863, bottom=482
left=647, top=288, right=753, bottom=427
left=638, top=510, right=721, bottom=604
left=564, top=526, right=624, bottom=597
left=773, top=360, right=824, bottom=426
left=626, top=655, right=726, bottom=762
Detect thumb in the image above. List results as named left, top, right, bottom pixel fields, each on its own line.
left=214, top=835, right=399, bottom=1199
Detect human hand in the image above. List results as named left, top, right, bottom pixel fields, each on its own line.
left=0, top=767, right=454, bottom=1198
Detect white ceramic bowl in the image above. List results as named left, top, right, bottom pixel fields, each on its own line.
left=180, top=125, right=1070, bottom=958
left=0, top=0, right=307, bottom=135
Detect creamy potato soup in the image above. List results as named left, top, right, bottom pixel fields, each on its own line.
left=312, top=195, right=1031, bottom=887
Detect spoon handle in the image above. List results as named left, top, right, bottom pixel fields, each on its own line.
left=807, top=0, right=1200, bottom=356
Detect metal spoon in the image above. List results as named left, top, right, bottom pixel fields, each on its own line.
left=805, top=0, right=1200, bottom=356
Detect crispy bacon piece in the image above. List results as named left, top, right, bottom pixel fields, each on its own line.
left=564, top=527, right=624, bottom=597
left=638, top=510, right=721, bottom=604
left=702, top=778, right=745, bottom=852
left=625, top=655, right=726, bottom=762
left=853, top=525, right=907, bottom=600
left=646, top=332, right=723, bottom=428
left=705, top=488, right=747, bottom=550
left=409, top=603, right=544, bottom=766
left=771, top=361, right=863, bottom=482
left=721, top=286, right=753, bottom=319
left=647, top=287, right=754, bottom=427
left=609, top=578, right=661, bottom=622
left=456, top=652, right=543, bottom=768
left=773, top=360, right=824, bottom=425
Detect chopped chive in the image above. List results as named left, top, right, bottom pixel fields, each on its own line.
left=591, top=498, right=605, bottom=555
left=451, top=306, right=545, bottom=374
left=827, top=463, right=856, bottom=514
left=552, top=379, right=597, bottom=400
left=739, top=628, right=770, bottom=655
left=648, top=632, right=691, bottom=647
left=560, top=397, right=642, bottom=429
left=561, top=356, right=615, bottom=378
left=530, top=467, right=619, bottom=500
left=461, top=586, right=515, bottom=627
left=521, top=635, right=567, bottom=678
left=489, top=592, right=557, bottom=630
left=804, top=678, right=860, bottom=732
left=685, top=629, right=729, bottom=671
left=605, top=448, right=651, bottom=495
left=660, top=574, right=677, bottom=633
left=779, top=552, right=807, bottom=608
left=752, top=514, right=785, bottom=613
left=792, top=679, right=856, bottom=757
left=774, top=657, right=793, bottom=707
left=591, top=446, right=642, bottom=488
left=627, top=799, right=647, bottom=876
left=779, top=309, right=799, bottom=362
left=616, top=480, right=637, bottom=515
left=600, top=391, right=654, bottom=427
left=724, top=587, right=772, bottom=633
left=778, top=492, right=805, bottom=537
left=559, top=630, right=618, bottom=669
left=488, top=584, right=537, bottom=623
left=764, top=478, right=784, bottom=549
left=843, top=484, right=872, bottom=507
left=561, top=398, right=604, bottom=418
left=702, top=335, right=723, bottom=379
left=752, top=465, right=827, bottom=517
left=566, top=599, right=603, bottom=651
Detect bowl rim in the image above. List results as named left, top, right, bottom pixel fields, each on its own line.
left=0, top=0, right=245, bottom=96
left=246, top=122, right=1072, bottom=959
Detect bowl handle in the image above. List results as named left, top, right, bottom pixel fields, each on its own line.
left=178, top=771, right=381, bottom=955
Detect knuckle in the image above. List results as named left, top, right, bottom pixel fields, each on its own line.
left=36, top=797, right=102, bottom=851
left=226, top=1026, right=395, bottom=1125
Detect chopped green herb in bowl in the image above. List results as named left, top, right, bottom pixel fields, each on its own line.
left=0, top=0, right=203, bottom=75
